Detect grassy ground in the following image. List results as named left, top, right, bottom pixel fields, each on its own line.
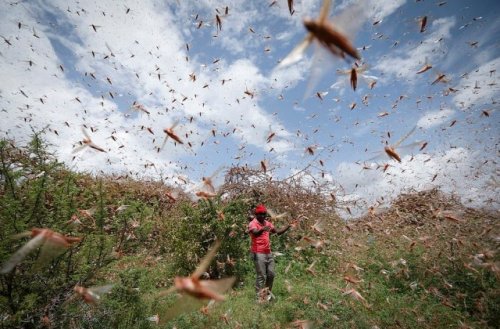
left=139, top=255, right=476, bottom=329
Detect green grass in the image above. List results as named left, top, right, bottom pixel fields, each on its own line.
left=142, top=258, right=471, bottom=329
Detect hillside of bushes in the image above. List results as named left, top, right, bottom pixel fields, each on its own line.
left=0, top=135, right=498, bottom=329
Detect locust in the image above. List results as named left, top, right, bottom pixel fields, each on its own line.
left=1, top=228, right=81, bottom=273
left=157, top=240, right=235, bottom=323
left=278, top=0, right=361, bottom=69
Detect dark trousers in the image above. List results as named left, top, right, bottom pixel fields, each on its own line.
left=252, top=253, right=275, bottom=293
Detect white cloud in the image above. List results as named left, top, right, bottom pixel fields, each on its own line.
left=417, top=108, right=455, bottom=129
left=367, top=0, right=407, bottom=21
left=374, top=17, right=456, bottom=82
left=452, top=57, right=500, bottom=109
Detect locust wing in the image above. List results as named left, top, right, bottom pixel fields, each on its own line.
left=192, top=239, right=221, bottom=279
left=1, top=234, right=45, bottom=273
left=393, top=126, right=417, bottom=148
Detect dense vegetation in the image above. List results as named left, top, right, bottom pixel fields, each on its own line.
left=0, top=135, right=498, bottom=328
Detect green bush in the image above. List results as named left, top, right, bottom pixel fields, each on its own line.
left=164, top=198, right=251, bottom=280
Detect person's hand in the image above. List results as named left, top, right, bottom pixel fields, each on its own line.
left=262, top=226, right=271, bottom=232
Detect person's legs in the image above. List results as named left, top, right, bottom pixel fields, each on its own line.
left=265, top=254, right=275, bottom=292
left=253, top=253, right=267, bottom=294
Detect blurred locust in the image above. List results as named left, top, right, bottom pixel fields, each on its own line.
left=383, top=126, right=417, bottom=163
left=157, top=239, right=235, bottom=323
left=278, top=0, right=361, bottom=69
left=1, top=228, right=81, bottom=274
left=72, top=284, right=114, bottom=304
left=72, top=127, right=106, bottom=153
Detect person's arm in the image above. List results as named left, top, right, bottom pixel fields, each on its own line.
left=250, top=226, right=271, bottom=236
left=271, top=224, right=291, bottom=236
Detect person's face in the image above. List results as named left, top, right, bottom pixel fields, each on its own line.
left=256, top=213, right=267, bottom=223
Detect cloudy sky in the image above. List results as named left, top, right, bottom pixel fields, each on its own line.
left=0, top=0, right=498, bottom=217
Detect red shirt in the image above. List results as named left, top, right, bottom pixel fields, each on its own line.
left=248, top=218, right=275, bottom=254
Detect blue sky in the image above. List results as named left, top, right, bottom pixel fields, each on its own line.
left=0, top=0, right=498, bottom=217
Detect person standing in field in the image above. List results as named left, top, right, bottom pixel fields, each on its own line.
left=248, top=204, right=290, bottom=301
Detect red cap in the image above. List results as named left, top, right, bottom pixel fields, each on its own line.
left=255, top=204, right=267, bottom=214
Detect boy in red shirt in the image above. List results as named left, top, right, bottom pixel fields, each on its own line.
left=248, top=204, right=290, bottom=301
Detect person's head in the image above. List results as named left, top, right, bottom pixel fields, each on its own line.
left=254, top=204, right=267, bottom=223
